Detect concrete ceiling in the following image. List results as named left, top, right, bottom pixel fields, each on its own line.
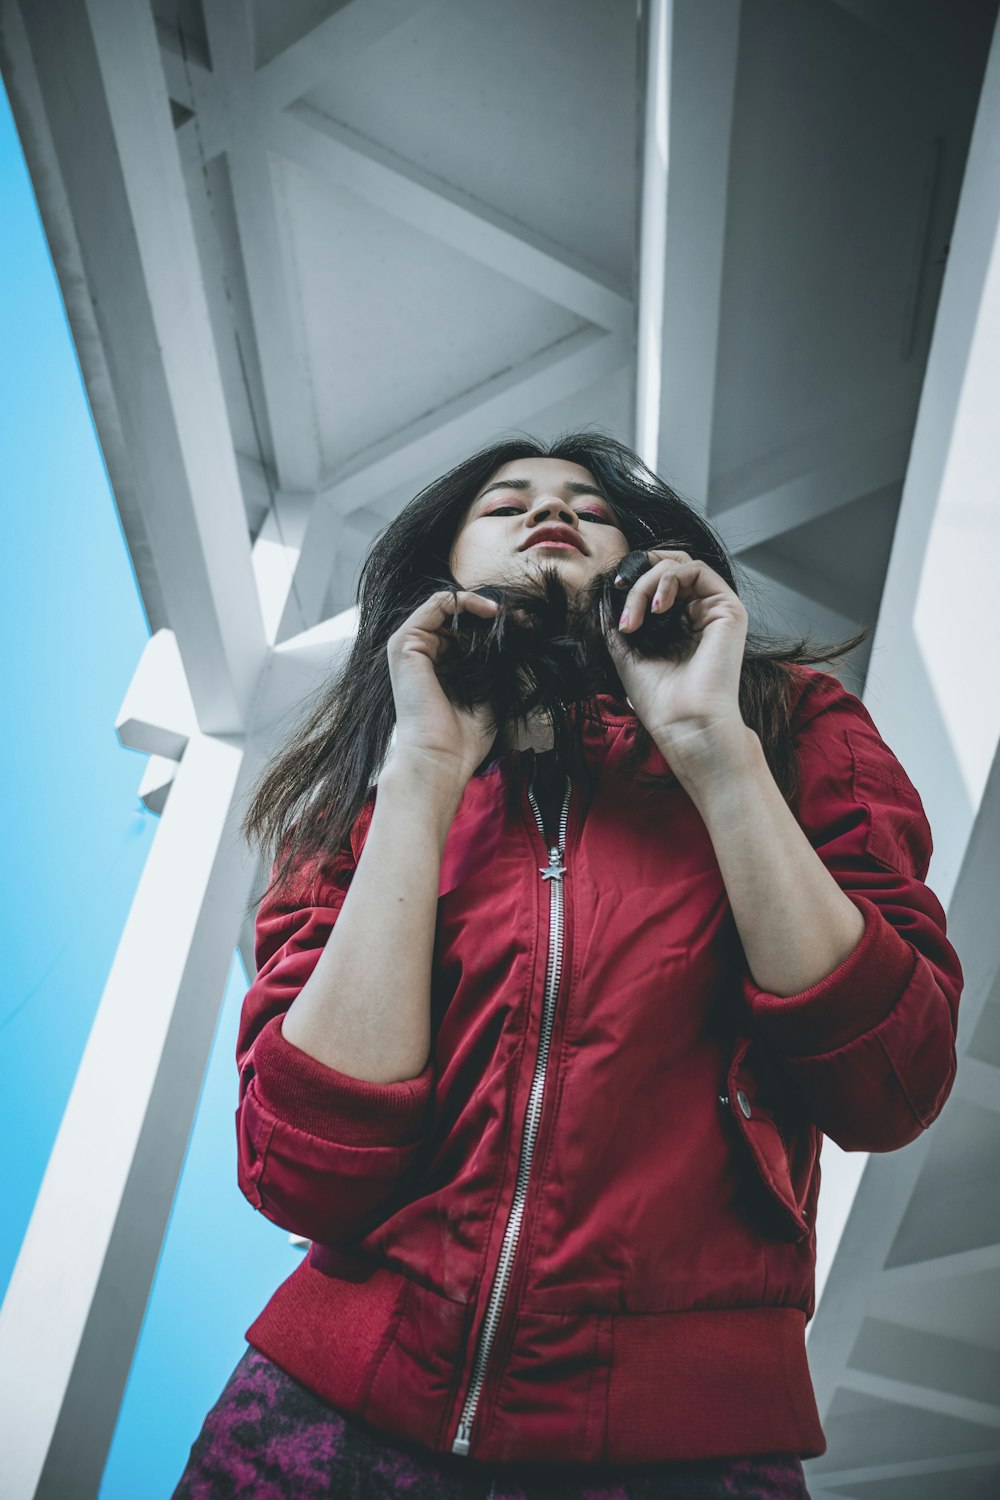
left=144, top=0, right=996, bottom=705
left=156, top=0, right=639, bottom=614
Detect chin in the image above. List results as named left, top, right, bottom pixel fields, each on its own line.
left=518, top=552, right=590, bottom=581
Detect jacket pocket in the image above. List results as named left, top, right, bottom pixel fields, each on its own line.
left=723, top=1036, right=818, bottom=1243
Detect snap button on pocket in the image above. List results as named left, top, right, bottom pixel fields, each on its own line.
left=726, top=1037, right=813, bottom=1243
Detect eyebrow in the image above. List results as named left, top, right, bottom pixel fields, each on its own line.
left=474, top=478, right=611, bottom=505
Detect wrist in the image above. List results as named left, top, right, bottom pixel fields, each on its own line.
left=379, top=754, right=468, bottom=835
left=654, top=721, right=762, bottom=798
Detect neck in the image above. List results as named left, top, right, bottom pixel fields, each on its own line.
left=499, top=708, right=554, bottom=754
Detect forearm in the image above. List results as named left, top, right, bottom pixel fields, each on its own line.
left=665, top=725, right=866, bottom=997
left=280, top=758, right=463, bottom=1083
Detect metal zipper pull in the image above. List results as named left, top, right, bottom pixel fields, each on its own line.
left=454, top=1416, right=474, bottom=1457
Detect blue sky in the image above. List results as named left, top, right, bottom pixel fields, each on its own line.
left=0, top=79, right=301, bottom=1496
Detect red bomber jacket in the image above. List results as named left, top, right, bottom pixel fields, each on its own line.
left=235, top=664, right=963, bottom=1467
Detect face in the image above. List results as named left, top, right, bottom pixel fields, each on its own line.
left=448, top=456, right=630, bottom=592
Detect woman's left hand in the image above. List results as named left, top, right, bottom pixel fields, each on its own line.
left=604, top=549, right=751, bottom=774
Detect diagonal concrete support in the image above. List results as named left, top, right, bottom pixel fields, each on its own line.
left=0, top=730, right=261, bottom=1499
left=802, top=17, right=1000, bottom=1477
left=7, top=0, right=267, bottom=734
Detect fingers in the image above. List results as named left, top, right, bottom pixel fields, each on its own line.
left=416, top=588, right=499, bottom=616
left=453, top=590, right=501, bottom=617
left=614, top=553, right=697, bottom=632
left=392, top=588, right=499, bottom=637
left=427, top=588, right=500, bottom=618
left=612, top=552, right=743, bottom=633
left=388, top=589, right=500, bottom=667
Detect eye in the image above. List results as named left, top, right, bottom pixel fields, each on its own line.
left=486, top=505, right=615, bottom=524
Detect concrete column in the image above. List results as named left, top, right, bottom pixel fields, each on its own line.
left=806, top=7, right=1000, bottom=1448
left=635, top=0, right=741, bottom=501
left=0, top=731, right=260, bottom=1499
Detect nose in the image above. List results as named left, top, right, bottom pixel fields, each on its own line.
left=525, top=495, right=579, bottom=529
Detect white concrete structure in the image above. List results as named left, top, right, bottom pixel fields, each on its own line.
left=0, top=1, right=998, bottom=1495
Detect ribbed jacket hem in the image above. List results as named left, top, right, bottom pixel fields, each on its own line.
left=246, top=1257, right=826, bottom=1466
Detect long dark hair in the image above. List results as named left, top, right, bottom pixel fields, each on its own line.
left=241, top=430, right=871, bottom=901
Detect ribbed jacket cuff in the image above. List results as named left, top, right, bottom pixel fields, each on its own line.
left=742, top=894, right=917, bottom=1056
left=249, top=1015, right=435, bottom=1147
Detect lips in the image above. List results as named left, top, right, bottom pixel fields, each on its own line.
left=520, top=526, right=586, bottom=554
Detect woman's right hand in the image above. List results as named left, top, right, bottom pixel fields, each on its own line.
left=386, top=588, right=501, bottom=792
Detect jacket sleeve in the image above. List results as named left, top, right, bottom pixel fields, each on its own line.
left=739, top=668, right=964, bottom=1153
left=235, top=823, right=435, bottom=1244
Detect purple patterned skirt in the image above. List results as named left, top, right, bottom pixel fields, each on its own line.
left=171, top=1345, right=812, bottom=1499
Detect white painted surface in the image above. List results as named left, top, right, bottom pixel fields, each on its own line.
left=655, top=0, right=741, bottom=506
left=635, top=0, right=670, bottom=469
left=0, top=732, right=253, bottom=1499
left=115, top=628, right=197, bottom=761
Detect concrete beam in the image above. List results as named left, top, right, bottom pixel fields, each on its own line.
left=322, top=327, right=632, bottom=517
left=738, top=562, right=863, bottom=650
left=250, top=491, right=360, bottom=645
left=716, top=424, right=913, bottom=554
left=250, top=614, right=356, bottom=748
left=806, top=725, right=1000, bottom=1416
left=836, top=1369, right=1000, bottom=1432
left=274, top=105, right=633, bottom=333
left=170, top=12, right=632, bottom=334
left=0, top=2, right=171, bottom=632
left=875, top=1242, right=1000, bottom=1293
left=9, top=0, right=266, bottom=733
left=829, top=0, right=997, bottom=74
left=115, top=629, right=197, bottom=761
left=137, top=753, right=178, bottom=816
left=953, top=1055, right=1000, bottom=1114
left=864, top=16, right=1000, bottom=904
left=659, top=0, right=741, bottom=502
left=809, top=1451, right=1000, bottom=1490
left=748, top=125, right=1000, bottom=1384
left=635, top=0, right=669, bottom=466
left=171, top=0, right=452, bottom=166
left=0, top=731, right=258, bottom=1498
left=199, top=2, right=323, bottom=494
left=154, top=19, right=210, bottom=112
left=256, top=0, right=434, bottom=116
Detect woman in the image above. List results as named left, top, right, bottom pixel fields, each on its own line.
left=172, top=432, right=963, bottom=1499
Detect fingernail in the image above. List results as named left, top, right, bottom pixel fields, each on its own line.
left=619, top=610, right=629, bottom=628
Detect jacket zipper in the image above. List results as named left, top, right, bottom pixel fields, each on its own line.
left=450, top=757, right=572, bottom=1457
